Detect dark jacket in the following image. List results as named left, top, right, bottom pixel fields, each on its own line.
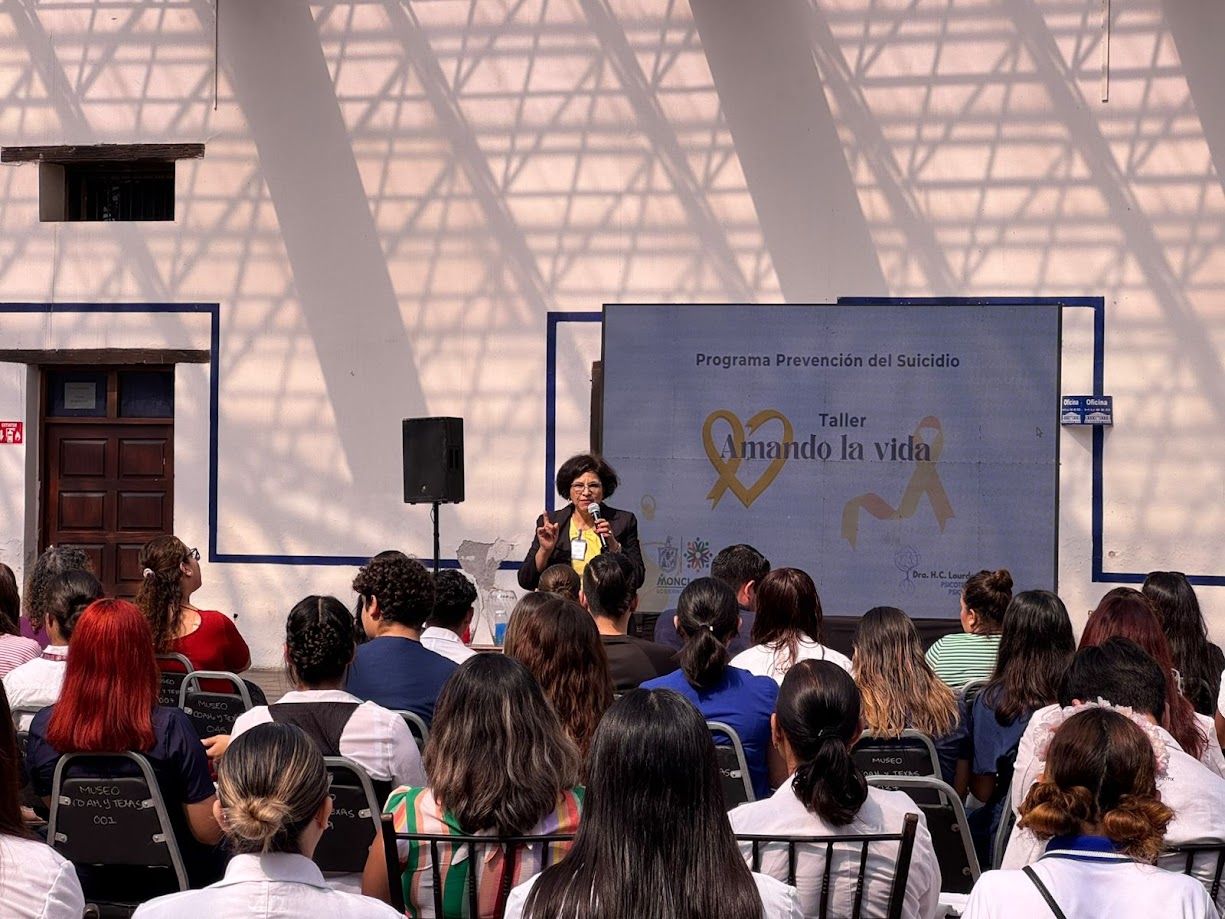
left=518, top=503, right=645, bottom=590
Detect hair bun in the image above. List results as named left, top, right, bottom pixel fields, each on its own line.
left=1101, top=794, right=1174, bottom=863
left=989, top=569, right=1013, bottom=592
left=225, top=795, right=292, bottom=847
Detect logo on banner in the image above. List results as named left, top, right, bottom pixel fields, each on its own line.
left=685, top=538, right=712, bottom=570
left=657, top=537, right=679, bottom=574
left=841, top=416, right=954, bottom=548
left=703, top=409, right=794, bottom=508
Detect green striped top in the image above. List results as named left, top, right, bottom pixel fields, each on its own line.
left=925, top=632, right=1002, bottom=688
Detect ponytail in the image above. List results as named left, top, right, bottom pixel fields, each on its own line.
left=776, top=660, right=869, bottom=825
left=676, top=578, right=738, bottom=690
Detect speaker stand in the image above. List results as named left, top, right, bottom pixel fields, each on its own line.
left=430, top=501, right=441, bottom=574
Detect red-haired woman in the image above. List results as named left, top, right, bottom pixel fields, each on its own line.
left=25, top=599, right=223, bottom=896
left=1080, top=587, right=1221, bottom=774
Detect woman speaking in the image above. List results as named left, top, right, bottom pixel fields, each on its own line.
left=518, top=453, right=644, bottom=591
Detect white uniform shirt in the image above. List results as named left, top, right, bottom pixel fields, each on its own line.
left=230, top=689, right=426, bottom=790
left=3, top=647, right=68, bottom=731
left=967, top=838, right=1220, bottom=919
left=0, top=834, right=85, bottom=919
left=503, top=869, right=801, bottom=919
left=420, top=627, right=476, bottom=665
left=730, top=640, right=853, bottom=684
left=132, top=853, right=403, bottom=919
left=1003, top=712, right=1225, bottom=908
left=729, top=778, right=940, bottom=919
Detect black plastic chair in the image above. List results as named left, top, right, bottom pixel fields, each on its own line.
left=867, top=774, right=980, bottom=895
left=380, top=814, right=574, bottom=917
left=394, top=709, right=430, bottom=752
left=1162, top=838, right=1225, bottom=908
left=736, top=813, right=920, bottom=919
left=707, top=720, right=755, bottom=808
left=961, top=679, right=988, bottom=704
left=48, top=752, right=189, bottom=911
left=314, top=756, right=389, bottom=875
left=853, top=731, right=943, bottom=807
left=177, top=671, right=253, bottom=739
left=155, top=653, right=194, bottom=708
left=10, top=704, right=42, bottom=754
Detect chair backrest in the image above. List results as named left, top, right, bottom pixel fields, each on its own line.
left=707, top=720, right=754, bottom=808
left=1162, top=838, right=1225, bottom=907
left=315, top=756, right=387, bottom=874
left=394, top=709, right=430, bottom=751
left=992, top=793, right=1016, bottom=870
left=176, top=671, right=253, bottom=739
left=852, top=730, right=940, bottom=779
left=47, top=751, right=189, bottom=895
left=868, top=774, right=980, bottom=895
left=736, top=813, right=920, bottom=919
left=961, top=679, right=988, bottom=704
left=380, top=814, right=575, bottom=918
left=155, top=653, right=194, bottom=707
left=11, top=705, right=42, bottom=754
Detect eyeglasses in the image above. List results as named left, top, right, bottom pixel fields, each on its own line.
left=187, top=547, right=200, bottom=561
left=570, top=481, right=602, bottom=494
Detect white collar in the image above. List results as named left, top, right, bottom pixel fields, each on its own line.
left=276, top=688, right=363, bottom=704
left=421, top=626, right=465, bottom=644
left=213, top=853, right=329, bottom=888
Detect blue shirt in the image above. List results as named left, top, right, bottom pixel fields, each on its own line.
left=641, top=665, right=778, bottom=798
left=971, top=689, right=1030, bottom=776
left=344, top=636, right=459, bottom=725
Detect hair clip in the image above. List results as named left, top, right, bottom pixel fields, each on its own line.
left=142, top=568, right=155, bottom=578
left=817, top=726, right=842, bottom=740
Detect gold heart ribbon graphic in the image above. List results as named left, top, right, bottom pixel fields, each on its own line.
left=703, top=409, right=794, bottom=509
left=841, top=415, right=954, bottom=548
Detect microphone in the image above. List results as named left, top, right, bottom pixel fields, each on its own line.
left=588, top=503, right=609, bottom=552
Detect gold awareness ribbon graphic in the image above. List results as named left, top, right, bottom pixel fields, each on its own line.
left=703, top=409, right=794, bottom=509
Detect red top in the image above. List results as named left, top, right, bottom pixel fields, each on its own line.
left=171, top=609, right=250, bottom=674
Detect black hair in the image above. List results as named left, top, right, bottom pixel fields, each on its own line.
left=555, top=453, right=619, bottom=500
left=1058, top=637, right=1167, bottom=721
left=285, top=596, right=356, bottom=686
left=1142, top=571, right=1224, bottom=716
left=985, top=589, right=1075, bottom=723
left=428, top=570, right=477, bottom=631
left=522, top=689, right=762, bottom=919
left=581, top=553, right=634, bottom=620
left=710, top=544, right=770, bottom=597
left=776, top=660, right=869, bottom=825
left=0, top=564, right=19, bottom=637
left=538, top=564, right=581, bottom=601
left=962, top=568, right=1013, bottom=632
left=24, top=546, right=93, bottom=632
left=351, top=552, right=435, bottom=629
left=675, top=577, right=739, bottom=690
left=43, top=570, right=104, bottom=643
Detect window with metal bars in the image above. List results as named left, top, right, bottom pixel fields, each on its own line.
left=64, top=160, right=175, bottom=221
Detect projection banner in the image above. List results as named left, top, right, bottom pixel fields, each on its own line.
left=601, top=304, right=1060, bottom=618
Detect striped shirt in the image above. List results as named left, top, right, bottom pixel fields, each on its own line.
left=385, top=786, right=583, bottom=919
left=0, top=633, right=41, bottom=680
left=924, top=632, right=1001, bottom=688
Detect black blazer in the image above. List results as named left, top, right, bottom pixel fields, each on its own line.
left=518, top=503, right=645, bottom=591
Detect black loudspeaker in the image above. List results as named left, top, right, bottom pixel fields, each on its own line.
left=402, top=417, right=465, bottom=504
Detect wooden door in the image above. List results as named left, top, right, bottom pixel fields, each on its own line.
left=40, top=368, right=174, bottom=598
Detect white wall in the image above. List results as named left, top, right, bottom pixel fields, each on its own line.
left=1, top=1, right=1223, bottom=660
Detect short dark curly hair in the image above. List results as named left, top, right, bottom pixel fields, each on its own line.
left=430, top=570, right=478, bottom=630
left=555, top=453, right=619, bottom=501
left=352, top=551, right=436, bottom=629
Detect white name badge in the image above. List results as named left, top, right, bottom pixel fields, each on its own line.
left=570, top=537, right=588, bottom=561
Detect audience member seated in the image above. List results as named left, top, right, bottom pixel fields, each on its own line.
left=654, top=543, right=769, bottom=655
left=581, top=553, right=676, bottom=689
left=504, top=595, right=614, bottom=757
left=362, top=655, right=583, bottom=916
left=853, top=605, right=968, bottom=788
left=731, top=568, right=851, bottom=681
left=136, top=534, right=250, bottom=675
left=344, top=551, right=457, bottom=725
left=133, top=723, right=401, bottom=918
left=537, top=564, right=580, bottom=601
left=25, top=599, right=224, bottom=892
left=1143, top=571, right=1224, bottom=719
left=964, top=708, right=1217, bottom=919
left=4, top=569, right=102, bottom=731
left=641, top=578, right=780, bottom=798
left=924, top=569, right=1011, bottom=689
left=21, top=545, right=93, bottom=647
left=0, top=563, right=41, bottom=678
left=420, top=570, right=477, bottom=665
left=0, top=683, right=85, bottom=919
left=729, top=660, right=939, bottom=919
left=967, top=590, right=1074, bottom=860
left=222, top=595, right=426, bottom=892
left=1003, top=639, right=1225, bottom=886
left=1081, top=587, right=1220, bottom=775
left=505, top=688, right=800, bottom=919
